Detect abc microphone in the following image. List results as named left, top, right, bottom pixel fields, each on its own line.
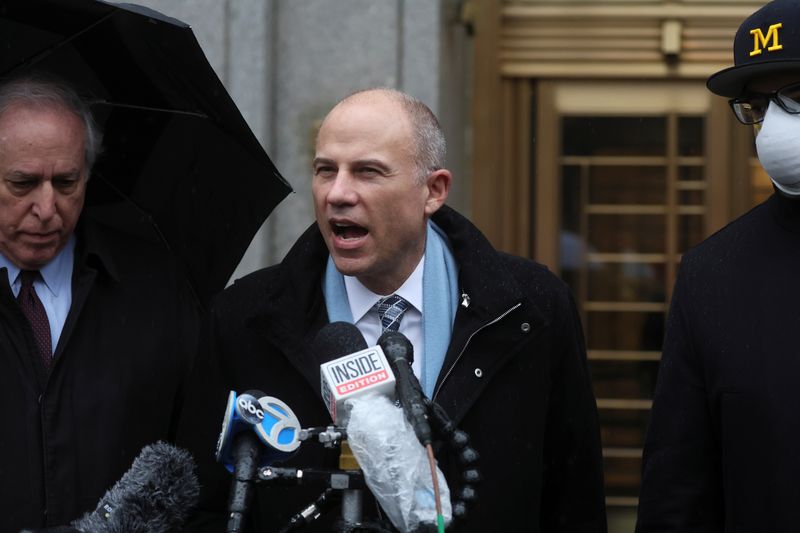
left=215, top=391, right=301, bottom=532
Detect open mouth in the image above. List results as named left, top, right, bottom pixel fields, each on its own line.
left=332, top=222, right=368, bottom=240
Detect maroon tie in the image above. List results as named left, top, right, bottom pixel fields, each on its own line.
left=17, top=270, right=53, bottom=368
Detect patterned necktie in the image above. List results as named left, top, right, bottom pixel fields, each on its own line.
left=17, top=270, right=53, bottom=368
left=373, top=294, right=410, bottom=332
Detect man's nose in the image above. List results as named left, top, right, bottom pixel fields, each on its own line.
left=326, top=172, right=358, bottom=205
left=31, top=182, right=57, bottom=221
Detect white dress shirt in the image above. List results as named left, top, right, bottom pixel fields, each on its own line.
left=344, top=256, right=425, bottom=379
left=1, top=235, right=75, bottom=354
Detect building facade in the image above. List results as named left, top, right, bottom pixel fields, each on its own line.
left=132, top=1, right=769, bottom=531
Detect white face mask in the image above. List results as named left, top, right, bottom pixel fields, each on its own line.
left=755, top=102, right=800, bottom=197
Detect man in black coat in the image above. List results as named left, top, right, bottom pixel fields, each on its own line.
left=178, top=88, right=606, bottom=532
left=636, top=1, right=800, bottom=531
left=0, top=75, right=198, bottom=530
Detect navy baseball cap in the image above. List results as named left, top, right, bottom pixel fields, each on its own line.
left=707, top=0, right=800, bottom=98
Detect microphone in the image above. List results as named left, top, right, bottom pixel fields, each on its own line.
left=69, top=441, right=199, bottom=533
left=215, top=390, right=301, bottom=532
left=215, top=390, right=302, bottom=471
left=346, top=394, right=451, bottom=533
left=316, top=322, right=396, bottom=425
left=377, top=330, right=432, bottom=447
left=313, top=323, right=450, bottom=532
left=312, top=321, right=368, bottom=358
left=314, top=322, right=395, bottom=529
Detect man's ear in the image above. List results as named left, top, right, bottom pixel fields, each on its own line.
left=424, top=168, right=451, bottom=216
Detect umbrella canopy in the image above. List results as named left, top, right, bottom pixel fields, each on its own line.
left=0, top=0, right=292, bottom=307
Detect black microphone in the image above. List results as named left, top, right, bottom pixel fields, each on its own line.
left=377, top=330, right=432, bottom=447
left=312, top=321, right=368, bottom=363
left=69, top=441, right=199, bottom=533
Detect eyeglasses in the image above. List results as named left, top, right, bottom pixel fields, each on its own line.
left=729, top=81, right=800, bottom=124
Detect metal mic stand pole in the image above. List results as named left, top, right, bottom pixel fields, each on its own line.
left=337, top=440, right=363, bottom=532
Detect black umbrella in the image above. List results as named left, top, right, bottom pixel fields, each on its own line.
left=0, top=0, right=292, bottom=308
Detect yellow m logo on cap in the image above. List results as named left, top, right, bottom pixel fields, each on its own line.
left=750, top=23, right=783, bottom=56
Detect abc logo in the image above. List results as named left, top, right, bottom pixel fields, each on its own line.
left=256, top=396, right=301, bottom=452
left=236, top=394, right=264, bottom=425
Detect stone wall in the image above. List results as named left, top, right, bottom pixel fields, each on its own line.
left=125, top=0, right=471, bottom=280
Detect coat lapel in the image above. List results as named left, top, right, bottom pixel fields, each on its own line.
left=54, top=219, right=119, bottom=364
left=430, top=207, right=549, bottom=425
left=245, top=223, right=332, bottom=399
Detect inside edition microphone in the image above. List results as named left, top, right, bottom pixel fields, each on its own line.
left=314, top=322, right=397, bottom=529
left=316, top=322, right=396, bottom=426
left=215, top=390, right=301, bottom=533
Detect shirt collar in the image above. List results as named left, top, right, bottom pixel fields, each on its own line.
left=344, top=255, right=424, bottom=322
left=0, top=234, right=75, bottom=297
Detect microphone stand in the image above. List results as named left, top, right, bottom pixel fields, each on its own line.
left=260, top=426, right=395, bottom=533
left=338, top=440, right=365, bottom=531
left=227, top=432, right=261, bottom=533
left=261, top=395, right=482, bottom=533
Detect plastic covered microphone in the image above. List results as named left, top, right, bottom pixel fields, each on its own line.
left=314, top=323, right=451, bottom=532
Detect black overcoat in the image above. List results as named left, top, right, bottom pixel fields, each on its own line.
left=637, top=192, right=800, bottom=532
left=0, top=215, right=198, bottom=531
left=177, top=206, right=606, bottom=532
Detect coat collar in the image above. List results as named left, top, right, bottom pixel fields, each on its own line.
left=767, top=189, right=800, bottom=234
left=243, top=222, right=331, bottom=392
left=244, top=206, right=547, bottom=403
left=245, top=206, right=543, bottom=330
left=74, top=215, right=122, bottom=283
left=429, top=207, right=548, bottom=415
left=432, top=206, right=544, bottom=327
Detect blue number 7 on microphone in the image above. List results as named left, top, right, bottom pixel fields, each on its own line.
left=215, top=391, right=302, bottom=471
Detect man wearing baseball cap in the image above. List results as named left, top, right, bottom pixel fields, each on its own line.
left=637, top=1, right=800, bottom=531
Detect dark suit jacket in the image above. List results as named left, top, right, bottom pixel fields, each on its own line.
left=0, top=215, right=199, bottom=531
left=637, top=192, right=800, bottom=532
left=178, top=206, right=606, bottom=532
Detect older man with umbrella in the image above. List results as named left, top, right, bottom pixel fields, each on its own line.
left=0, top=2, right=291, bottom=531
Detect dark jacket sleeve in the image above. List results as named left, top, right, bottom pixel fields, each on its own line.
left=541, top=290, right=608, bottom=532
left=636, top=265, right=723, bottom=532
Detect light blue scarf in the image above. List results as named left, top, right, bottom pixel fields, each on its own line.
left=323, top=221, right=459, bottom=396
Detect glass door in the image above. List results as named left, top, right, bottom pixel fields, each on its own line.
left=534, top=81, right=720, bottom=516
